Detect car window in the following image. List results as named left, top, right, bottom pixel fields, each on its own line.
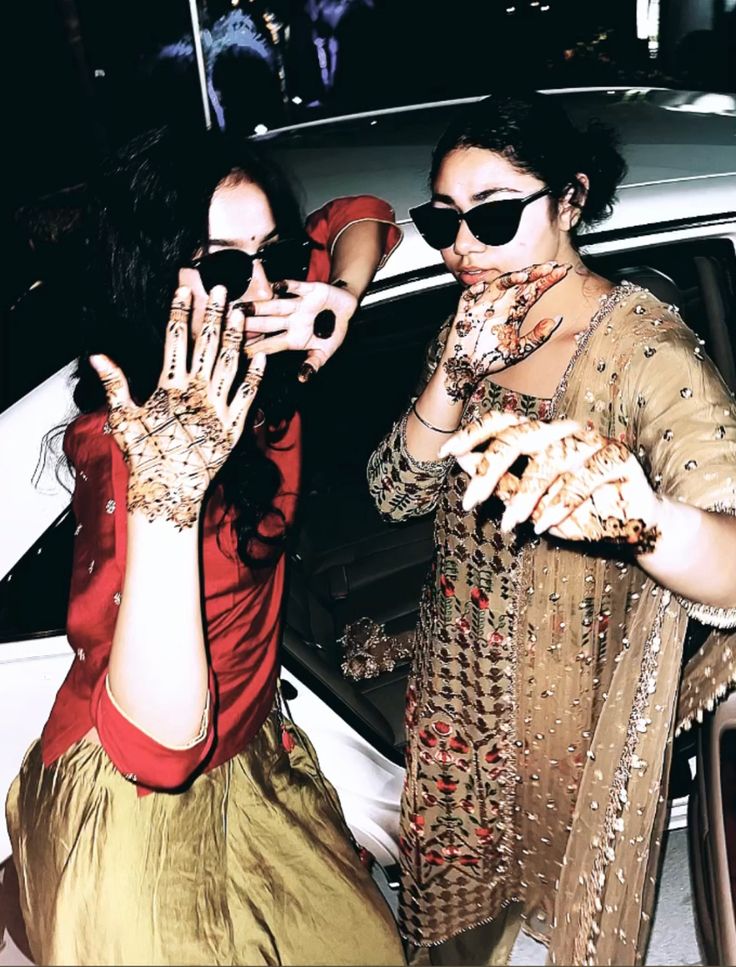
left=590, top=237, right=736, bottom=389
left=3, top=201, right=88, bottom=415
left=1, top=277, right=84, bottom=416
left=0, top=510, right=74, bottom=645
left=300, top=281, right=461, bottom=494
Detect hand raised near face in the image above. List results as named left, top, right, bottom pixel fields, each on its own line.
left=90, top=286, right=266, bottom=530
left=242, top=279, right=357, bottom=383
left=440, top=412, right=663, bottom=554
left=442, top=261, right=571, bottom=402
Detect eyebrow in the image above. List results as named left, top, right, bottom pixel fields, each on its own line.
left=207, top=226, right=279, bottom=248
left=431, top=187, right=524, bottom=205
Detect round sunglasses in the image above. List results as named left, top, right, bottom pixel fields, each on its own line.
left=190, top=238, right=313, bottom=301
left=409, top=187, right=551, bottom=250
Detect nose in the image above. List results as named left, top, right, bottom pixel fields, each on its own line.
left=452, top=218, right=485, bottom=257
left=241, top=259, right=272, bottom=302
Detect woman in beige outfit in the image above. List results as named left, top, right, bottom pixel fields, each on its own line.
left=363, top=92, right=736, bottom=966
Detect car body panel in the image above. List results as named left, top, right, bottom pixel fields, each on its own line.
left=0, top=364, right=77, bottom=581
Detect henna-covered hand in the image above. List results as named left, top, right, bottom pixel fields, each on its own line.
left=440, top=413, right=663, bottom=554
left=90, top=286, right=266, bottom=530
left=242, top=278, right=357, bottom=382
left=441, top=261, right=570, bottom=402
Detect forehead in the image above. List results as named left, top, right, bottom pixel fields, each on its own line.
left=208, top=178, right=276, bottom=242
left=434, top=147, right=536, bottom=196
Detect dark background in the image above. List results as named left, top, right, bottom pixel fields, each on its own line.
left=4, top=0, right=734, bottom=210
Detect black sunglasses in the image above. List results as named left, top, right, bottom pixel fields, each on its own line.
left=190, top=238, right=313, bottom=301
left=409, top=187, right=552, bottom=250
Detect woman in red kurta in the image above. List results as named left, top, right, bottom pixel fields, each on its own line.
left=6, top=127, right=404, bottom=965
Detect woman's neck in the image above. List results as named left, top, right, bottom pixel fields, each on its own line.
left=490, top=258, right=615, bottom=398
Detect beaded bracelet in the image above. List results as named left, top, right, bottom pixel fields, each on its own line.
left=411, top=401, right=457, bottom=434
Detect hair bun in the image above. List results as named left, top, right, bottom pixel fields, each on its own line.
left=577, top=120, right=628, bottom=226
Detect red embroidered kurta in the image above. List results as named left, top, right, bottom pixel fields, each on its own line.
left=41, top=195, right=400, bottom=791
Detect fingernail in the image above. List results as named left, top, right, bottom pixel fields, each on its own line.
left=233, top=301, right=255, bottom=316
left=298, top=362, right=316, bottom=383
left=272, top=280, right=289, bottom=296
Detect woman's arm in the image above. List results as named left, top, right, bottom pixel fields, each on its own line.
left=93, top=288, right=264, bottom=756
left=637, top=500, right=736, bottom=613
left=366, top=321, right=455, bottom=522
left=327, top=217, right=389, bottom=300
left=107, top=516, right=209, bottom=748
left=407, top=263, right=569, bottom=462
left=242, top=195, right=401, bottom=378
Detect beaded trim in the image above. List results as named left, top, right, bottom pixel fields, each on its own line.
left=550, top=282, right=641, bottom=418
left=571, top=590, right=669, bottom=965
left=676, top=670, right=736, bottom=736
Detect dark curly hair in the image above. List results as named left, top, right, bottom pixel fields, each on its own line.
left=430, top=91, right=628, bottom=239
left=71, top=126, right=308, bottom=565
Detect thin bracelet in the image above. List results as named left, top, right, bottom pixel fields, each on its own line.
left=411, top=400, right=457, bottom=434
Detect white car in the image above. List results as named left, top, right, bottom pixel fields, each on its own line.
left=1, top=86, right=735, bottom=962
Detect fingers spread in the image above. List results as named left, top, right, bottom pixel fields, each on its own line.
left=454, top=451, right=488, bottom=476
left=516, top=315, right=563, bottom=358
left=228, top=353, right=266, bottom=437
left=160, top=287, right=192, bottom=387
left=461, top=419, right=580, bottom=510
left=238, top=298, right=297, bottom=319
left=496, top=471, right=520, bottom=503
left=439, top=412, right=526, bottom=458
left=533, top=440, right=632, bottom=533
left=89, top=354, right=132, bottom=410
left=210, top=305, right=245, bottom=406
left=300, top=347, right=328, bottom=381
left=191, top=285, right=226, bottom=379
left=242, top=317, right=291, bottom=335
left=526, top=262, right=571, bottom=296
left=244, top=333, right=292, bottom=358
left=500, top=431, right=599, bottom=531
left=274, top=278, right=313, bottom=297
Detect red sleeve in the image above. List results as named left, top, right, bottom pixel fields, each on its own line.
left=305, top=195, right=401, bottom=283
left=91, top=668, right=216, bottom=791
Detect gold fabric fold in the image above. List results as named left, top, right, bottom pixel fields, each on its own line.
left=5, top=714, right=405, bottom=966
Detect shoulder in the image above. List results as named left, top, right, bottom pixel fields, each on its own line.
left=604, top=284, right=704, bottom=366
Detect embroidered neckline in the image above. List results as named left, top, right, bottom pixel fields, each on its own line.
left=550, top=281, right=641, bottom=418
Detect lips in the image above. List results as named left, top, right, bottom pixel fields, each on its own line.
left=458, top=266, right=493, bottom=286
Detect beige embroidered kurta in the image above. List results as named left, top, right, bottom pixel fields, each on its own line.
left=367, top=283, right=736, bottom=965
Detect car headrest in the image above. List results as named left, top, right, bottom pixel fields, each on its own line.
left=609, top=265, right=685, bottom=309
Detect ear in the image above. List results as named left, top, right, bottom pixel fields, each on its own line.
left=559, top=173, right=589, bottom=231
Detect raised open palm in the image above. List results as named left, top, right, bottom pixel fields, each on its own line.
left=90, top=286, right=266, bottom=530
left=442, top=261, right=570, bottom=402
